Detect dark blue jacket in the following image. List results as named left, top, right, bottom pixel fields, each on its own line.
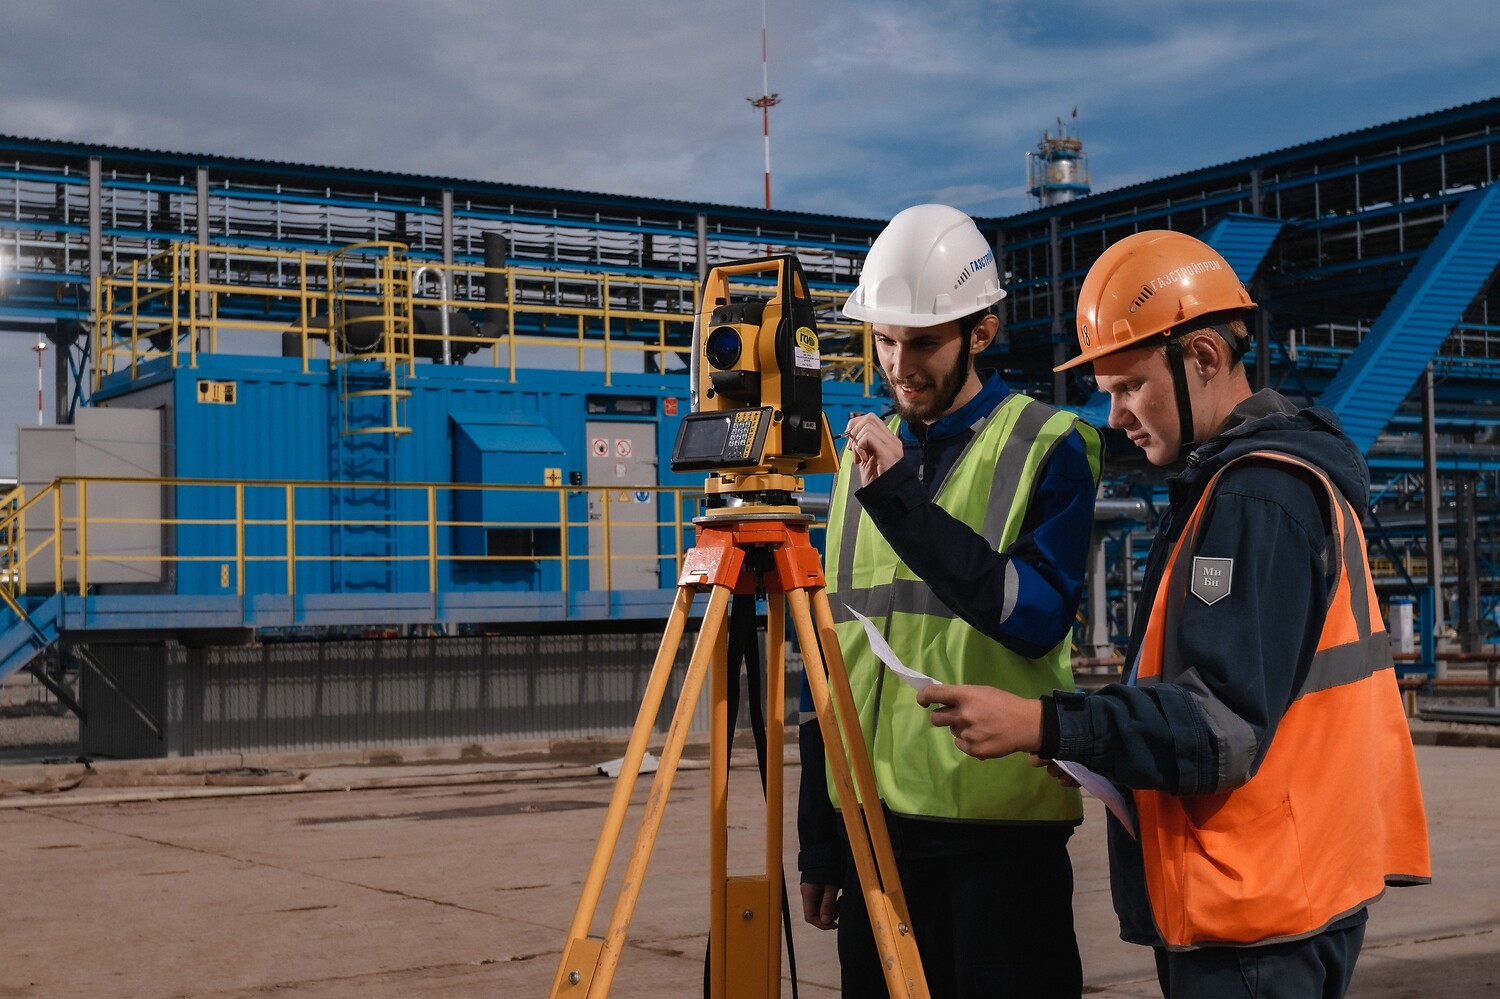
left=1041, top=389, right=1373, bottom=945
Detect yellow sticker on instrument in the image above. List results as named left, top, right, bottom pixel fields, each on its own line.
left=793, top=326, right=820, bottom=370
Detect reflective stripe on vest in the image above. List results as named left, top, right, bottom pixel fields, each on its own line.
left=1134, top=451, right=1431, bottom=950
left=825, top=394, right=1101, bottom=822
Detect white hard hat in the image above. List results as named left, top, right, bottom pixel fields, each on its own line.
left=842, top=204, right=1006, bottom=328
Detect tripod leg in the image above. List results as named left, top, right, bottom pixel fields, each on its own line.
left=549, top=583, right=732, bottom=997
left=762, top=596, right=785, bottom=996
left=709, top=590, right=730, bottom=996
left=715, top=597, right=787, bottom=998
left=711, top=595, right=785, bottom=999
left=805, top=587, right=911, bottom=909
left=788, top=586, right=929, bottom=999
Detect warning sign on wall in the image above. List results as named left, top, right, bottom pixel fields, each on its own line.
left=197, top=380, right=238, bottom=405
left=591, top=438, right=608, bottom=457
left=615, top=439, right=632, bottom=458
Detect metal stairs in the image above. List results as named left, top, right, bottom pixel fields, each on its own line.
left=332, top=424, right=400, bottom=594
left=1317, top=182, right=1500, bottom=455
left=0, top=591, right=64, bottom=686
left=1196, top=213, right=1285, bottom=283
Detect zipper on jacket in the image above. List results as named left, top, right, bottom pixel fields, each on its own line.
left=911, top=420, right=931, bottom=482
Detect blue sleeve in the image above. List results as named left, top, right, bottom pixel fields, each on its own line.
left=1051, top=467, right=1329, bottom=794
left=857, top=427, right=1098, bottom=659
left=1004, top=429, right=1100, bottom=654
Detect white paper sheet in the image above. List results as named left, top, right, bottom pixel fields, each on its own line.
left=846, top=606, right=1134, bottom=834
left=1053, top=759, right=1137, bottom=838
left=845, top=605, right=1137, bottom=837
left=845, top=604, right=937, bottom=692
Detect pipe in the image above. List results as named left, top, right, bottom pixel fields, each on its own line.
left=411, top=266, right=452, bottom=364
left=796, top=493, right=1150, bottom=523
left=197, top=167, right=210, bottom=354
left=1049, top=216, right=1066, bottom=405
left=1094, top=497, right=1150, bottom=521
left=482, top=231, right=509, bottom=336
left=1422, top=366, right=1445, bottom=677
left=1418, top=704, right=1500, bottom=725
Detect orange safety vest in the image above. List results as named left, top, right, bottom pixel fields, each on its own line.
left=1133, top=451, right=1431, bottom=950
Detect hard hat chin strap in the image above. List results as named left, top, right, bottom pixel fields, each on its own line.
left=1163, top=321, right=1243, bottom=462
left=1164, top=336, right=1197, bottom=462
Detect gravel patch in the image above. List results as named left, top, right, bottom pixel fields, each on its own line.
left=0, top=709, right=79, bottom=762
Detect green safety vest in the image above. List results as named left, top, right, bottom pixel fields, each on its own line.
left=826, top=393, right=1101, bottom=822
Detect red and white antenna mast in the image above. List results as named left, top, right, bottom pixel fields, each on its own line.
left=746, top=0, right=781, bottom=209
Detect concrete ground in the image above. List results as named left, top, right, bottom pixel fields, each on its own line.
left=1, top=733, right=1496, bottom=998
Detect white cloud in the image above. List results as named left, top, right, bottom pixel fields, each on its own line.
left=1, top=0, right=1494, bottom=216
left=0, top=0, right=1497, bottom=467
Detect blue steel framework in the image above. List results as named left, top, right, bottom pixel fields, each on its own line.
left=1002, top=98, right=1500, bottom=402
left=4, top=100, right=1498, bottom=428
left=0, top=135, right=882, bottom=336
left=1, top=97, right=1499, bottom=679
left=997, top=97, right=1500, bottom=660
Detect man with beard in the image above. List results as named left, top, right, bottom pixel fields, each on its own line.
left=797, top=204, right=1101, bottom=998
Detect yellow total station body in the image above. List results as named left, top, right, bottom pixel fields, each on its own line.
left=674, top=254, right=838, bottom=487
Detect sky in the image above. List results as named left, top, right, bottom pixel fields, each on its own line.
left=1, top=0, right=1499, bottom=474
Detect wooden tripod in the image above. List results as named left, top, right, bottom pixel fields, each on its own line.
left=548, top=504, right=928, bottom=998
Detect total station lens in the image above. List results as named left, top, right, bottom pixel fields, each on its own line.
left=705, top=326, right=742, bottom=370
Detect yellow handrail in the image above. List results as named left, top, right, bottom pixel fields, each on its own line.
left=0, top=475, right=738, bottom=605
left=92, top=241, right=873, bottom=394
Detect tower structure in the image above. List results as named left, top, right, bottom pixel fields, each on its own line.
left=1026, top=114, right=1091, bottom=208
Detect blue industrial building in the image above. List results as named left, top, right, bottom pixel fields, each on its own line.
left=1, top=96, right=1497, bottom=755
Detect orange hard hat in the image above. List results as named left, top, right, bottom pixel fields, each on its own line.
left=1055, top=230, right=1256, bottom=371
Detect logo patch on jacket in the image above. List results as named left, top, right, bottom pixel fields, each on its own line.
left=1191, top=557, right=1233, bottom=605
